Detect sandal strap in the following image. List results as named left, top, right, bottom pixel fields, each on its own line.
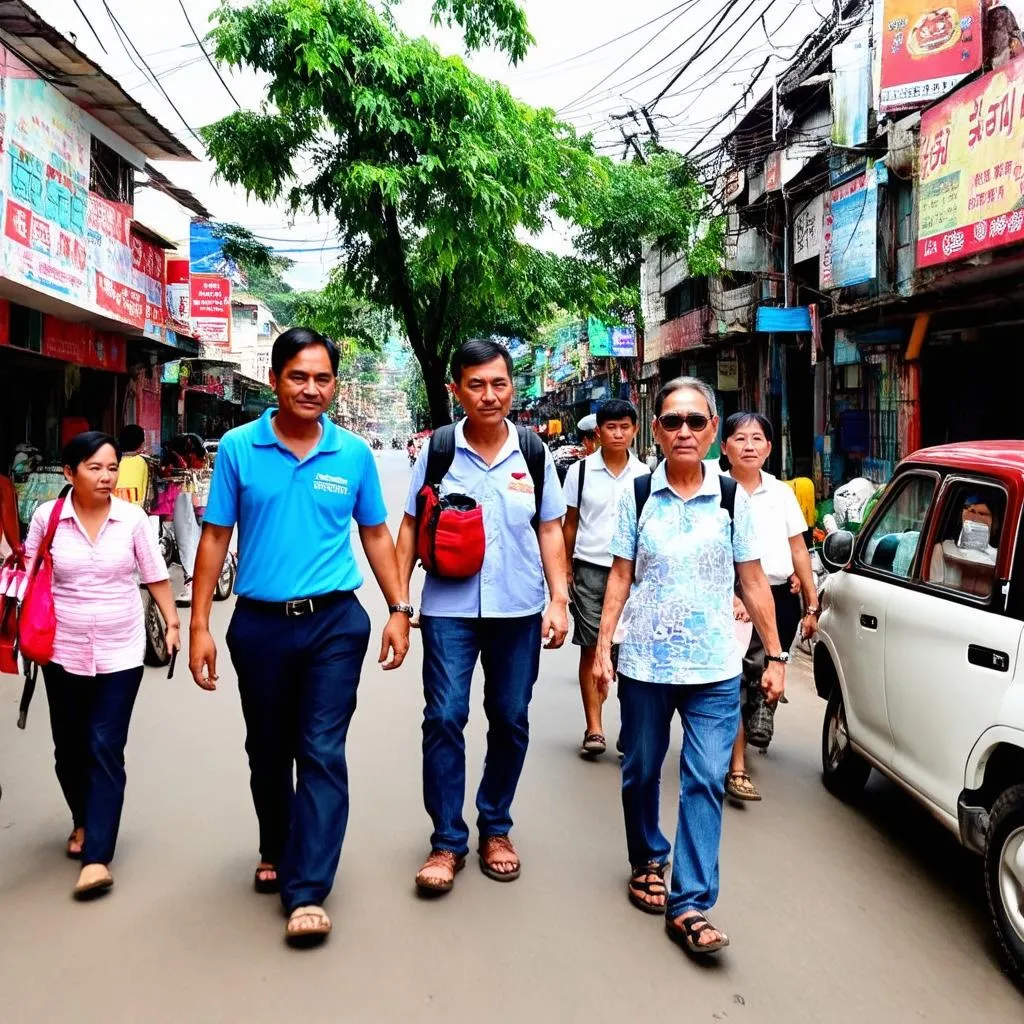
left=679, top=912, right=710, bottom=937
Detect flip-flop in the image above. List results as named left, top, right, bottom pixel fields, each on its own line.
left=73, top=873, right=113, bottom=901
left=253, top=865, right=279, bottom=895
left=285, top=907, right=332, bottom=948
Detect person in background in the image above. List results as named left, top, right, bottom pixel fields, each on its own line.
left=594, top=378, right=786, bottom=957
left=396, top=339, right=568, bottom=896
left=562, top=399, right=649, bottom=759
left=577, top=413, right=599, bottom=457
left=162, top=434, right=207, bottom=607
left=25, top=432, right=178, bottom=899
left=928, top=492, right=1002, bottom=597
left=114, top=425, right=149, bottom=508
left=189, top=327, right=409, bottom=947
left=722, top=413, right=818, bottom=803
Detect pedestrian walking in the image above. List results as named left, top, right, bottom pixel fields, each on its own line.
left=594, top=378, right=787, bottom=957
left=562, top=399, right=649, bottom=759
left=188, top=327, right=410, bottom=947
left=722, top=413, right=818, bottom=803
left=24, top=431, right=178, bottom=899
left=113, top=424, right=149, bottom=507
left=396, top=339, right=568, bottom=895
left=577, top=413, right=599, bottom=457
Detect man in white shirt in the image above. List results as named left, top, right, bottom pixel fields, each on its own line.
left=563, top=400, right=650, bottom=759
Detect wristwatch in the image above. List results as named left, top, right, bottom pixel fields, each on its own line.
left=764, top=652, right=790, bottom=665
left=805, top=606, right=820, bottom=617
left=389, top=602, right=415, bottom=617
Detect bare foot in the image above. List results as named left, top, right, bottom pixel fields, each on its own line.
left=66, top=828, right=85, bottom=859
left=74, top=863, right=113, bottom=899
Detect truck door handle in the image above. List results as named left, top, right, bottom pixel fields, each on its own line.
left=968, top=645, right=1010, bottom=673
left=860, top=614, right=878, bottom=630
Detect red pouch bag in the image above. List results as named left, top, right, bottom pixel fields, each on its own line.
left=416, top=487, right=486, bottom=579
left=18, top=496, right=64, bottom=665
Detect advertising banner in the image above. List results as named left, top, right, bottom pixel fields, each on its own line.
left=191, top=273, right=231, bottom=345
left=589, top=317, right=637, bottom=357
left=918, top=57, right=1024, bottom=267
left=189, top=219, right=242, bottom=283
left=41, top=316, right=127, bottom=372
left=3, top=68, right=91, bottom=301
left=821, top=167, right=878, bottom=288
left=832, top=26, right=871, bottom=147
left=166, top=257, right=190, bottom=323
left=793, top=194, right=824, bottom=262
left=879, top=0, right=982, bottom=113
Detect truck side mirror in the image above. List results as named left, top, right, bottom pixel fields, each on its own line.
left=822, top=531, right=855, bottom=572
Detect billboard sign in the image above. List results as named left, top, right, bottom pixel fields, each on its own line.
left=191, top=273, right=231, bottom=345
left=879, top=0, right=982, bottom=113
left=821, top=168, right=878, bottom=288
left=918, top=56, right=1024, bottom=267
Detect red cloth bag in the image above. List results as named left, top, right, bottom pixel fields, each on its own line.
left=415, top=486, right=486, bottom=579
left=18, top=497, right=65, bottom=665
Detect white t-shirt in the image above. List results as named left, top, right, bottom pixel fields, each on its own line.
left=740, top=471, right=808, bottom=585
left=564, top=451, right=650, bottom=568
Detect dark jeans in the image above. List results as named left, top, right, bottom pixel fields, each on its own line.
left=226, top=594, right=371, bottom=913
left=43, top=662, right=144, bottom=865
left=618, top=674, right=740, bottom=918
left=742, top=584, right=803, bottom=695
left=420, top=614, right=541, bottom=857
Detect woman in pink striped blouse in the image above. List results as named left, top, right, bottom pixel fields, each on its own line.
left=25, top=432, right=179, bottom=899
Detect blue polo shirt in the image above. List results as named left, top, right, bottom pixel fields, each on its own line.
left=205, top=409, right=387, bottom=601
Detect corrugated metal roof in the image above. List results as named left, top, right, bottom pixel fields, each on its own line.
left=0, top=0, right=194, bottom=161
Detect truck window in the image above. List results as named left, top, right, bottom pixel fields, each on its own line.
left=859, top=474, right=937, bottom=579
left=926, top=481, right=1006, bottom=600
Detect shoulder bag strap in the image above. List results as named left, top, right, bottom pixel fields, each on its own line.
left=719, top=474, right=737, bottom=545
left=576, top=458, right=586, bottom=511
left=517, top=426, right=546, bottom=531
left=424, top=424, right=457, bottom=489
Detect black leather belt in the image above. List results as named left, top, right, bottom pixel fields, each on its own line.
left=237, top=591, right=353, bottom=618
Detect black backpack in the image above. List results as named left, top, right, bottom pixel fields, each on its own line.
left=425, top=423, right=547, bottom=530
left=632, top=472, right=737, bottom=546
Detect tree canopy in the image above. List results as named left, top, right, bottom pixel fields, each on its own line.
left=203, top=0, right=717, bottom=425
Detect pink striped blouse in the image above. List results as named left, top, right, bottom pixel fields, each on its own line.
left=25, top=497, right=169, bottom=676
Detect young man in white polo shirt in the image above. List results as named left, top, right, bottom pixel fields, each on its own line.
left=722, top=412, right=818, bottom=802
left=563, top=400, right=650, bottom=758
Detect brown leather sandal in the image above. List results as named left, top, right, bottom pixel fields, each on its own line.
left=479, top=835, right=521, bottom=882
left=415, top=850, right=466, bottom=894
left=628, top=862, right=668, bottom=915
left=665, top=911, right=730, bottom=955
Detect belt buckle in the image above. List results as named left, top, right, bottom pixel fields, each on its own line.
left=285, top=598, right=315, bottom=618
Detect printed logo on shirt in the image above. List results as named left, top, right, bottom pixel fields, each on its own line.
left=508, top=471, right=534, bottom=495
left=313, top=472, right=349, bottom=495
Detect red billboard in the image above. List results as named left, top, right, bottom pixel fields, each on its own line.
left=190, top=273, right=231, bottom=345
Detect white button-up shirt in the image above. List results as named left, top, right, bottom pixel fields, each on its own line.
left=563, top=450, right=650, bottom=568
left=740, top=471, right=808, bottom=585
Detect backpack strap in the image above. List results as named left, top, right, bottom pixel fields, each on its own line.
left=719, top=473, right=737, bottom=544
left=516, top=425, right=546, bottom=531
left=633, top=474, right=652, bottom=523
left=424, top=424, right=457, bottom=489
left=576, top=458, right=587, bottom=512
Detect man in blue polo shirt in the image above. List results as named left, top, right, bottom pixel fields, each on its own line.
left=189, top=327, right=410, bottom=947
left=396, top=339, right=568, bottom=896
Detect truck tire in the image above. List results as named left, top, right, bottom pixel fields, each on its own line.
left=821, top=686, right=871, bottom=800
left=984, top=784, right=1024, bottom=988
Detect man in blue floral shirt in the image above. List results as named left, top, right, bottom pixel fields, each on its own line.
left=594, top=377, right=786, bottom=958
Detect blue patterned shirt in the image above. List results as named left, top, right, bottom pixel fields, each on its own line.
left=609, top=462, right=760, bottom=685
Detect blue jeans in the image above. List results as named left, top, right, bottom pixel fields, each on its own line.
left=43, top=662, right=144, bottom=865
left=618, top=674, right=740, bottom=918
left=226, top=594, right=371, bottom=913
left=420, top=614, right=541, bottom=857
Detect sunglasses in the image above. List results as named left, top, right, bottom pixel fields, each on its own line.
left=657, top=412, right=711, bottom=433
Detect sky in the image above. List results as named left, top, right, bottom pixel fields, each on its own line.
left=28, top=0, right=828, bottom=289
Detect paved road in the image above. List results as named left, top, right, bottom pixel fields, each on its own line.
left=0, top=451, right=1020, bottom=1022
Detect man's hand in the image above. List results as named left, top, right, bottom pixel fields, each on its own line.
left=189, top=626, right=218, bottom=692
left=541, top=598, right=569, bottom=650
left=593, top=646, right=616, bottom=697
left=761, top=661, right=786, bottom=704
left=789, top=573, right=801, bottom=595
left=733, top=596, right=750, bottom=622
left=379, top=612, right=411, bottom=670
left=801, top=613, right=819, bottom=641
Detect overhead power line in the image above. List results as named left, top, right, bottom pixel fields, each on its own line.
left=176, top=0, right=241, bottom=109
left=72, top=0, right=108, bottom=54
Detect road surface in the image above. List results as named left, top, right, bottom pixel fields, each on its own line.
left=0, top=451, right=1020, bottom=1022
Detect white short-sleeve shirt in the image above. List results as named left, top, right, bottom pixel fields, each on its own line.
left=742, top=470, right=809, bottom=585
left=563, top=450, right=650, bottom=568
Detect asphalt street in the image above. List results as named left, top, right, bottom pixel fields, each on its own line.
left=0, top=450, right=1020, bottom=1022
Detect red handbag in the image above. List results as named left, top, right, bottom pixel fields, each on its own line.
left=18, top=497, right=65, bottom=665
left=415, top=485, right=486, bottom=579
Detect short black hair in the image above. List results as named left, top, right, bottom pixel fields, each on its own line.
left=62, top=431, right=120, bottom=472
left=722, top=411, right=774, bottom=445
left=271, top=326, right=340, bottom=378
left=450, top=339, right=513, bottom=384
left=119, top=424, right=145, bottom=452
left=597, top=399, right=638, bottom=427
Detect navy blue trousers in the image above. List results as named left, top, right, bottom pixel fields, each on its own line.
left=226, top=594, right=371, bottom=913
left=43, top=662, right=144, bottom=866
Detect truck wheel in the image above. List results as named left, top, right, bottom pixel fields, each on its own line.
left=821, top=686, right=870, bottom=800
left=985, top=784, right=1024, bottom=987
left=143, top=591, right=170, bottom=667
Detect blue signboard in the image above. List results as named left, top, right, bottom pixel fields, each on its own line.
left=189, top=220, right=242, bottom=282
